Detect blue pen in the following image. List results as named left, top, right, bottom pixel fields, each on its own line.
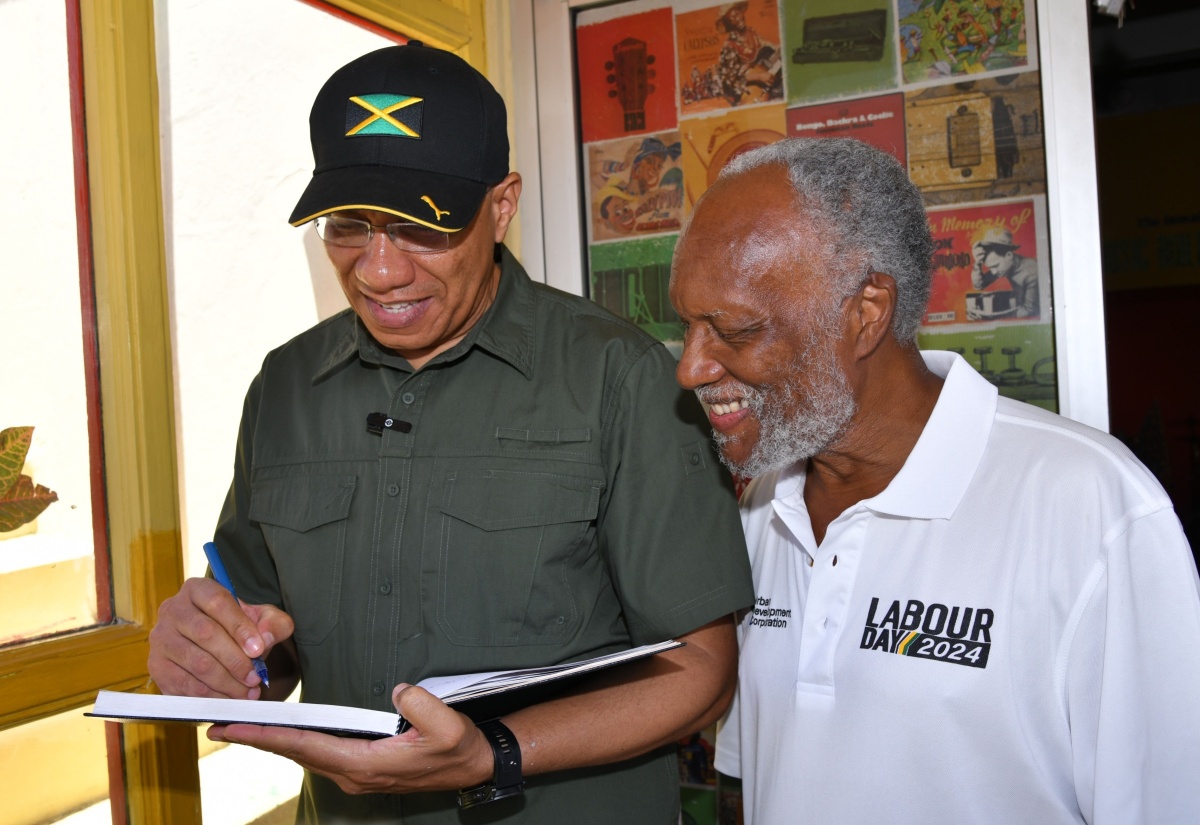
left=202, top=541, right=270, bottom=688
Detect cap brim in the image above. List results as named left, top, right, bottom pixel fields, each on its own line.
left=289, top=165, right=488, bottom=232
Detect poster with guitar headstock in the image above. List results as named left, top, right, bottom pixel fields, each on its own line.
left=576, top=8, right=678, bottom=143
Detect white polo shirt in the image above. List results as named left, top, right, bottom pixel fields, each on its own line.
left=716, top=351, right=1200, bottom=824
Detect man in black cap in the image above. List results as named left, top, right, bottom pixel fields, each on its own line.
left=147, top=42, right=753, bottom=823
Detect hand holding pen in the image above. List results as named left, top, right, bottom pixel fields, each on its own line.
left=201, top=541, right=270, bottom=687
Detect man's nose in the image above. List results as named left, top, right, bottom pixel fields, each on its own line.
left=675, top=331, right=723, bottom=391
left=354, top=231, right=418, bottom=289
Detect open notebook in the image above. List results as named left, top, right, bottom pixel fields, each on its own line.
left=89, top=639, right=684, bottom=739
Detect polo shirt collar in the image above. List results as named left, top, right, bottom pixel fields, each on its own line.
left=767, top=350, right=996, bottom=524
left=309, top=245, right=537, bottom=382
left=866, top=350, right=996, bottom=520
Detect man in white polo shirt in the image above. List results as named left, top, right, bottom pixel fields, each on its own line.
left=669, top=136, right=1200, bottom=824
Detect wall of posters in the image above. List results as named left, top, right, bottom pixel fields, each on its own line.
left=574, top=0, right=1056, bottom=411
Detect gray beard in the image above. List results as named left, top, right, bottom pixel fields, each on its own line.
left=703, top=343, right=857, bottom=479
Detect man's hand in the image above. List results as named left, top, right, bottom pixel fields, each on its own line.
left=148, top=577, right=295, bottom=700
left=207, top=685, right=494, bottom=795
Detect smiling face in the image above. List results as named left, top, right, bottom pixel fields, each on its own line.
left=325, top=174, right=520, bottom=370
left=670, top=165, right=857, bottom=476
left=630, top=153, right=666, bottom=193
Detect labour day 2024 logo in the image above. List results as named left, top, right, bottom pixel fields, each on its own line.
left=860, top=597, right=994, bottom=669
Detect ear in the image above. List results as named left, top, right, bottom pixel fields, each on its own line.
left=848, top=272, right=897, bottom=359
left=489, top=172, right=522, bottom=243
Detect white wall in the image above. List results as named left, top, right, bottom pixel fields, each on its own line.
left=157, top=0, right=390, bottom=576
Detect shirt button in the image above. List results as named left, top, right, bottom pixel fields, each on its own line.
left=372, top=681, right=385, bottom=696
left=689, top=452, right=701, bottom=465
left=387, top=483, right=400, bottom=496
left=379, top=582, right=392, bottom=595
left=402, top=392, right=416, bottom=405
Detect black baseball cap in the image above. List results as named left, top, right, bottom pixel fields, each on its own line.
left=289, top=41, right=509, bottom=233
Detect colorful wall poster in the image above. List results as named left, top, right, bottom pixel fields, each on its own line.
left=680, top=104, right=787, bottom=210
left=785, top=92, right=906, bottom=163
left=782, top=0, right=897, bottom=105
left=905, top=70, right=1046, bottom=205
left=589, top=235, right=683, bottom=343
left=898, top=0, right=1033, bottom=87
left=918, top=324, right=1057, bottom=412
left=676, top=0, right=784, bottom=115
left=587, top=132, right=686, bottom=243
left=922, top=196, right=1049, bottom=328
left=576, top=8, right=678, bottom=144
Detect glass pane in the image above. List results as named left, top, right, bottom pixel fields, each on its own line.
left=0, top=0, right=99, bottom=643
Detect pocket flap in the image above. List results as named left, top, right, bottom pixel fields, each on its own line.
left=441, top=471, right=600, bottom=531
left=249, top=474, right=356, bottom=532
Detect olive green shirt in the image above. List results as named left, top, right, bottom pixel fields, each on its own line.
left=215, top=248, right=753, bottom=823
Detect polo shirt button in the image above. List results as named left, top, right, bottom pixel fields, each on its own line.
left=379, top=582, right=392, bottom=595
left=372, top=681, right=385, bottom=696
left=689, top=452, right=700, bottom=465
left=387, top=483, right=400, bottom=496
left=402, top=392, right=416, bottom=405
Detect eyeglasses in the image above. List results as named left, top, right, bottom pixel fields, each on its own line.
left=314, top=215, right=451, bottom=254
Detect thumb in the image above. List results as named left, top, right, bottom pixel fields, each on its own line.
left=391, top=684, right=464, bottom=741
left=244, top=602, right=295, bottom=651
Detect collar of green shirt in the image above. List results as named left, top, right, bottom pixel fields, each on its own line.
left=310, top=244, right=537, bottom=382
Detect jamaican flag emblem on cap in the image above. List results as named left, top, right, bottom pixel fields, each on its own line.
left=345, top=94, right=423, bottom=138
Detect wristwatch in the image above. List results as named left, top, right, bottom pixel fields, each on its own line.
left=457, top=719, right=525, bottom=808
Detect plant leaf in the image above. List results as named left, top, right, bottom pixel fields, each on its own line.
left=0, top=427, right=34, bottom=499
left=0, top=474, right=58, bottom=533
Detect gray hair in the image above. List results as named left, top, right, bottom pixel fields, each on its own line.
left=718, top=137, right=933, bottom=343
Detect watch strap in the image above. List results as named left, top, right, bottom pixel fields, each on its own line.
left=457, top=719, right=524, bottom=808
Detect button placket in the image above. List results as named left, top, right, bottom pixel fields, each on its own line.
left=366, top=373, right=428, bottom=706
left=796, top=514, right=867, bottom=690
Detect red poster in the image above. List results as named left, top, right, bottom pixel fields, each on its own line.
left=923, top=198, right=1048, bottom=327
left=576, top=9, right=678, bottom=144
left=785, top=93, right=906, bottom=165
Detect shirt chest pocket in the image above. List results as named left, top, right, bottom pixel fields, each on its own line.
left=249, top=474, right=355, bottom=646
left=432, top=466, right=602, bottom=647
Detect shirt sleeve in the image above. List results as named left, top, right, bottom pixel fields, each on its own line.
left=1066, top=507, right=1200, bottom=824
left=595, top=343, right=754, bottom=643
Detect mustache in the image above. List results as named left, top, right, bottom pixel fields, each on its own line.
left=694, top=382, right=763, bottom=408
